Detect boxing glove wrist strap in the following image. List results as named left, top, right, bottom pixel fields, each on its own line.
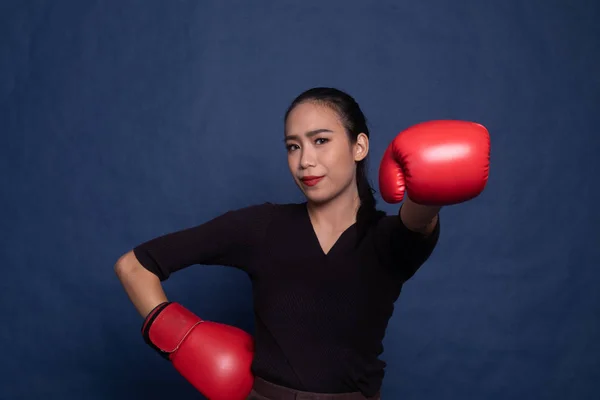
left=141, top=301, right=204, bottom=360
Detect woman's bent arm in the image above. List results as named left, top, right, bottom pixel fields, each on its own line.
left=114, top=251, right=168, bottom=318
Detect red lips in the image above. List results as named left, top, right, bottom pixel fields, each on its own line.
left=300, top=176, right=324, bottom=187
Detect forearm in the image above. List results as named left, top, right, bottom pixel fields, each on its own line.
left=399, top=196, right=441, bottom=234
left=114, top=251, right=168, bottom=318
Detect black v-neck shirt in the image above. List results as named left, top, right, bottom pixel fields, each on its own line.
left=133, top=202, right=440, bottom=396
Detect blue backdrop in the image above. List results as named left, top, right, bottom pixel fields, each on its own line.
left=2, top=1, right=598, bottom=399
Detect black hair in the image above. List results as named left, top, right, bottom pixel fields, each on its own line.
left=284, top=87, right=386, bottom=246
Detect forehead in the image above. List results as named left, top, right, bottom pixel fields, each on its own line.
left=285, top=102, right=343, bottom=134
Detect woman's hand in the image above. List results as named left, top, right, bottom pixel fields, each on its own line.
left=378, top=120, right=490, bottom=232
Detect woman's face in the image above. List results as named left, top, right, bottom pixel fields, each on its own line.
left=284, top=102, right=368, bottom=205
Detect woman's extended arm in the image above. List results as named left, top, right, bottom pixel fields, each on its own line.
left=399, top=196, right=441, bottom=235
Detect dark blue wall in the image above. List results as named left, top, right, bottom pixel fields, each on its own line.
left=1, top=1, right=598, bottom=399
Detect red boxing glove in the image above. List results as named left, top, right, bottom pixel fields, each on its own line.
left=379, top=120, right=490, bottom=205
left=142, top=302, right=254, bottom=400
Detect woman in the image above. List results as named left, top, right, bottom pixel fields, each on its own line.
left=115, top=87, right=490, bottom=399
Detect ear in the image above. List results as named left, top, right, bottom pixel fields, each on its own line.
left=353, top=133, right=369, bottom=162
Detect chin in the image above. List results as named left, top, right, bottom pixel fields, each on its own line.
left=303, top=190, right=335, bottom=205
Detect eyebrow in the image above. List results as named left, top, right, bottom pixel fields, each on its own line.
left=284, top=128, right=333, bottom=141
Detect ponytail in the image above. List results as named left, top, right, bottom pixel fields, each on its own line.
left=355, top=159, right=385, bottom=247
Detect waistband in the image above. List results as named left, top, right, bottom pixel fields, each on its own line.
left=252, top=378, right=380, bottom=400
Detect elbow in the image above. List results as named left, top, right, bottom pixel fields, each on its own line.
left=114, top=250, right=138, bottom=279
left=114, top=249, right=165, bottom=283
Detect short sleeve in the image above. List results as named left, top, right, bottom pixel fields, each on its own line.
left=133, top=203, right=274, bottom=281
left=374, top=212, right=440, bottom=282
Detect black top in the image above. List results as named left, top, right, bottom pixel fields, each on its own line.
left=133, top=202, right=440, bottom=397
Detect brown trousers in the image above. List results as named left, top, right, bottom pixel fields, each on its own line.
left=246, top=378, right=381, bottom=400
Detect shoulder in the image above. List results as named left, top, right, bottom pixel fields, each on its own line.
left=223, top=201, right=304, bottom=225
left=252, top=201, right=305, bottom=214
left=232, top=201, right=303, bottom=213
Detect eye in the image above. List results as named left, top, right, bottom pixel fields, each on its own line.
left=286, top=144, right=299, bottom=152
left=315, top=138, right=329, bottom=145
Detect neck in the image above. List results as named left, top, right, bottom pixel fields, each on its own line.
left=306, top=184, right=360, bottom=232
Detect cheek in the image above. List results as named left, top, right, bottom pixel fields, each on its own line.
left=326, top=146, right=354, bottom=168
left=287, top=152, right=301, bottom=175
left=323, top=148, right=355, bottom=178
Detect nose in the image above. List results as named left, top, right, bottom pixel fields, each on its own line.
left=299, top=147, right=316, bottom=169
